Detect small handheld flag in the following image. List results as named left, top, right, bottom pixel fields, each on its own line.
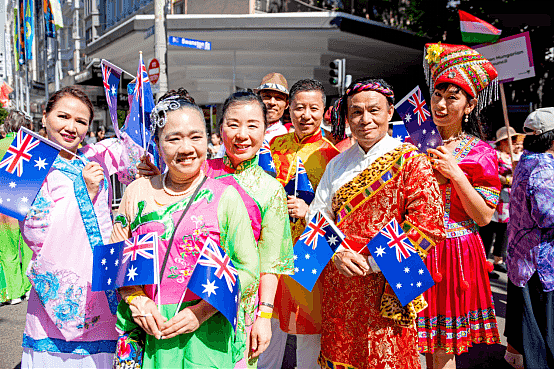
left=0, top=127, right=61, bottom=220
left=257, top=140, right=276, bottom=176
left=367, top=219, right=434, bottom=306
left=395, top=86, right=443, bottom=153
left=391, top=121, right=409, bottom=142
left=186, top=238, right=241, bottom=332
left=284, top=156, right=315, bottom=205
left=459, top=10, right=501, bottom=44
left=101, top=60, right=123, bottom=139
left=126, top=53, right=155, bottom=150
left=91, top=233, right=159, bottom=292
left=291, top=212, right=343, bottom=291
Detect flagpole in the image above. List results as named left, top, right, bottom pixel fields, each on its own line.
left=292, top=156, right=298, bottom=223
left=139, top=51, right=147, bottom=151
left=499, top=83, right=515, bottom=167
left=21, top=127, right=87, bottom=168
left=174, top=243, right=206, bottom=318
left=155, top=234, right=162, bottom=313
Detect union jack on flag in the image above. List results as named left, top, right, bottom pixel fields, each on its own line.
left=299, top=212, right=329, bottom=251
left=187, top=238, right=241, bottom=332
left=381, top=219, right=417, bottom=263
left=0, top=130, right=40, bottom=177
left=196, top=238, right=238, bottom=293
left=408, top=87, right=431, bottom=126
left=122, top=233, right=156, bottom=263
left=395, top=86, right=443, bottom=153
left=368, top=218, right=434, bottom=306
left=100, top=59, right=123, bottom=138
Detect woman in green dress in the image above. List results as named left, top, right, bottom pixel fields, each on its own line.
left=203, top=90, right=294, bottom=367
left=113, top=88, right=260, bottom=368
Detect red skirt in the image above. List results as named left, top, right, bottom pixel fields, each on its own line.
left=417, top=232, right=501, bottom=355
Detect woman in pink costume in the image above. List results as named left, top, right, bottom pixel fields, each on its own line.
left=113, top=89, right=260, bottom=368
left=19, top=87, right=144, bottom=368
left=204, top=90, right=294, bottom=367
left=417, top=43, right=502, bottom=368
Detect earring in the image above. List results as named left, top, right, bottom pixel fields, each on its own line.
left=464, top=114, right=469, bottom=123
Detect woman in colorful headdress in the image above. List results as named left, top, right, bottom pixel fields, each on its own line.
left=417, top=43, right=502, bottom=368
left=313, top=77, right=445, bottom=369
left=112, top=88, right=260, bottom=368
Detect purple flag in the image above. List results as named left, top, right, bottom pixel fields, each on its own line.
left=395, top=86, right=443, bottom=153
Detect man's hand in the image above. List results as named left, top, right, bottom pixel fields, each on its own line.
left=287, top=196, right=309, bottom=219
left=332, top=249, right=369, bottom=277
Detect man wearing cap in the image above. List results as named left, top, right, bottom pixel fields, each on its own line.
left=256, top=72, right=290, bottom=143
left=214, top=73, right=290, bottom=158
left=506, top=107, right=554, bottom=369
left=258, top=79, right=340, bottom=369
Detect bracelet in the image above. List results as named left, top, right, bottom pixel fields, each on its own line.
left=257, top=311, right=272, bottom=319
left=125, top=290, right=147, bottom=305
left=259, top=301, right=274, bottom=309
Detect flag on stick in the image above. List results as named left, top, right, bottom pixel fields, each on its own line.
left=126, top=53, right=155, bottom=150
left=43, top=0, right=56, bottom=38
left=257, top=139, right=276, bottom=176
left=291, top=211, right=344, bottom=291
left=284, top=156, right=315, bottom=205
left=186, top=238, right=241, bottom=332
left=391, top=121, right=409, bottom=142
left=91, top=233, right=159, bottom=292
left=0, top=127, right=61, bottom=220
left=24, top=0, right=35, bottom=61
left=101, top=59, right=123, bottom=139
left=395, top=86, right=443, bottom=153
left=367, top=219, right=434, bottom=306
left=459, top=10, right=501, bottom=44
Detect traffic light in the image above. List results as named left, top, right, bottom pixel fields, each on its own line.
left=329, top=58, right=345, bottom=94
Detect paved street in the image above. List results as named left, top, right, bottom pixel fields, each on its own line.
left=0, top=265, right=511, bottom=369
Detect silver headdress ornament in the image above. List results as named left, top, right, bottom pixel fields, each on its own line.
left=149, top=95, right=186, bottom=134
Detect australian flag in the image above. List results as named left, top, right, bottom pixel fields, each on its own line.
left=0, top=127, right=60, bottom=220
left=101, top=59, right=123, bottom=138
left=257, top=139, right=276, bottom=176
left=391, top=121, right=409, bottom=142
left=284, top=156, right=315, bottom=205
left=126, top=54, right=155, bottom=149
left=395, top=86, right=443, bottom=153
left=187, top=238, right=241, bottom=332
left=291, top=211, right=343, bottom=291
left=368, top=219, right=434, bottom=306
left=91, top=232, right=159, bottom=291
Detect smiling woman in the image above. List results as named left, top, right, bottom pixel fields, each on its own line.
left=112, top=88, right=260, bottom=369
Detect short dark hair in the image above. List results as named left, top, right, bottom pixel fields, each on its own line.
left=219, top=89, right=268, bottom=131
left=289, top=79, right=326, bottom=106
left=4, top=110, right=32, bottom=133
left=45, top=86, right=94, bottom=123
left=434, top=82, right=484, bottom=139
left=523, top=129, right=554, bottom=153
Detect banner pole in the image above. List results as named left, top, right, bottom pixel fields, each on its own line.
left=499, top=83, right=515, bottom=167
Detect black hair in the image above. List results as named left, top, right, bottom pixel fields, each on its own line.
left=523, top=129, right=554, bottom=153
left=289, top=79, right=326, bottom=107
left=434, top=82, right=484, bottom=139
left=45, top=86, right=94, bottom=123
left=218, top=89, right=268, bottom=131
left=332, top=77, right=394, bottom=140
left=153, top=88, right=205, bottom=141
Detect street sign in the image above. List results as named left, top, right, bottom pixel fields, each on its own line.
left=148, top=58, right=160, bottom=85
left=168, top=36, right=212, bottom=51
left=473, top=31, right=535, bottom=83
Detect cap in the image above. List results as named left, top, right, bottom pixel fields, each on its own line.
left=495, top=126, right=524, bottom=143
left=255, top=73, right=289, bottom=96
left=524, top=107, right=554, bottom=135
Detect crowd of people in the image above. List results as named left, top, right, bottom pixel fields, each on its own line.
left=0, top=42, right=553, bottom=370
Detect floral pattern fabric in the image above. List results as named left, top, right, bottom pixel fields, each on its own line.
left=507, top=150, right=554, bottom=292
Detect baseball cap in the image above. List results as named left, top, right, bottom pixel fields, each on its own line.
left=523, top=107, right=554, bottom=135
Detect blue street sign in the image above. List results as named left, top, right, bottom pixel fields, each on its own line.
left=168, top=36, right=212, bottom=51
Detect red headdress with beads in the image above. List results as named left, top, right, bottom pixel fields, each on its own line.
left=424, top=42, right=499, bottom=112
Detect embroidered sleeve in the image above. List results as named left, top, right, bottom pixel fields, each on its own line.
left=402, top=154, right=446, bottom=249
left=470, top=149, right=502, bottom=209
left=81, top=131, right=145, bottom=185
left=19, top=180, right=55, bottom=254
left=258, top=181, right=294, bottom=275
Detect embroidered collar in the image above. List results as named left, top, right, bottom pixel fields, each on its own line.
left=222, top=154, right=258, bottom=174
left=293, top=130, right=323, bottom=145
